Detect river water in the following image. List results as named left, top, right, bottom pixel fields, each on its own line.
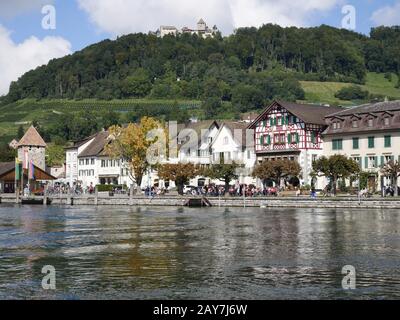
left=0, top=204, right=399, bottom=300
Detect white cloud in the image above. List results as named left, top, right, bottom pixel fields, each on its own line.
left=77, top=0, right=342, bottom=35
left=371, top=1, right=400, bottom=26
left=0, top=25, right=72, bottom=96
left=0, top=0, right=54, bottom=18
left=230, top=0, right=341, bottom=29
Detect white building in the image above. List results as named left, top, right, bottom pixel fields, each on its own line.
left=323, top=100, right=400, bottom=192
left=211, top=121, right=257, bottom=185
left=159, top=26, right=178, bottom=38
left=157, top=19, right=219, bottom=38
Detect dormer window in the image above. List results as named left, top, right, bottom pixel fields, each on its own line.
left=332, top=121, right=342, bottom=130
left=223, top=137, right=229, bottom=145
left=384, top=117, right=391, bottom=126
left=367, top=118, right=374, bottom=127
left=352, top=120, right=358, bottom=128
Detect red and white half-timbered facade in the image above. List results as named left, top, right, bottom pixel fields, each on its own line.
left=249, top=101, right=344, bottom=188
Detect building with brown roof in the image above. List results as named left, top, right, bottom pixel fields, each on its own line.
left=248, top=100, right=344, bottom=188
left=323, top=100, right=400, bottom=192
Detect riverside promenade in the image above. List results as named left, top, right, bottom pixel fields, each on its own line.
left=1, top=193, right=400, bottom=209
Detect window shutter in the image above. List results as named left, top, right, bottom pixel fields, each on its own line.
left=288, top=133, right=292, bottom=144
left=374, top=157, right=378, bottom=168
left=296, top=133, right=300, bottom=143
left=260, top=135, right=264, bottom=145
left=381, top=156, right=385, bottom=167
left=359, top=158, right=362, bottom=169
left=286, top=116, right=290, bottom=125
left=365, top=157, right=369, bottom=169
left=267, top=135, right=271, bottom=145
left=391, top=155, right=395, bottom=162
left=270, top=118, right=273, bottom=126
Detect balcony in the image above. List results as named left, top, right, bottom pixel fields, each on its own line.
left=256, top=143, right=300, bottom=153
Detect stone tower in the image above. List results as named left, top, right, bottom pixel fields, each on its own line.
left=197, top=18, right=207, bottom=32
left=17, top=126, right=47, bottom=171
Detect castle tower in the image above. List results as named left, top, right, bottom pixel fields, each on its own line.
left=17, top=126, right=47, bottom=171
left=197, top=18, right=207, bottom=32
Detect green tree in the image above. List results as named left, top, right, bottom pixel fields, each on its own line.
left=17, top=125, right=25, bottom=140
left=202, top=163, right=240, bottom=195
left=312, top=155, right=360, bottom=195
left=252, top=159, right=301, bottom=187
left=0, top=143, right=16, bottom=162
left=381, top=160, right=400, bottom=196
left=121, top=68, right=152, bottom=98
left=158, top=163, right=199, bottom=195
left=46, top=144, right=66, bottom=167
left=335, top=85, right=369, bottom=101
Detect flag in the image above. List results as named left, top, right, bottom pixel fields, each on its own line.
left=15, top=158, right=21, bottom=181
left=23, top=149, right=29, bottom=170
left=28, top=160, right=35, bottom=180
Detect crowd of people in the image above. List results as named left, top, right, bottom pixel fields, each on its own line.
left=183, top=184, right=279, bottom=197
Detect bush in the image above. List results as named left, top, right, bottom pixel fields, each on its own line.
left=335, top=85, right=369, bottom=101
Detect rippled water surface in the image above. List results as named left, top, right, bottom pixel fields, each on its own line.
left=0, top=204, right=399, bottom=300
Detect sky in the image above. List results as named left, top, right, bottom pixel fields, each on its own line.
left=0, top=0, right=399, bottom=96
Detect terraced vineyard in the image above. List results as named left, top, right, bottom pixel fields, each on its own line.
left=0, top=99, right=201, bottom=143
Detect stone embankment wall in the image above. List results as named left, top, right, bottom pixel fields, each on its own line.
left=1, top=194, right=400, bottom=209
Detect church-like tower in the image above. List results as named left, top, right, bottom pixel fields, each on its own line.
left=17, top=126, right=47, bottom=171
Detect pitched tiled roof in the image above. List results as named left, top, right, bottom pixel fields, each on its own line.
left=326, top=100, right=400, bottom=117
left=17, top=126, right=46, bottom=147
left=249, top=100, right=345, bottom=128
left=78, top=131, right=110, bottom=158
left=64, top=133, right=98, bottom=150
left=0, top=162, right=15, bottom=177
left=323, top=100, right=400, bottom=135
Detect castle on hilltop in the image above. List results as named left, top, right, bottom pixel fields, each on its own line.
left=154, top=19, right=219, bottom=38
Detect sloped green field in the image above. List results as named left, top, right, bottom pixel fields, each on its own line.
left=300, top=72, right=400, bottom=106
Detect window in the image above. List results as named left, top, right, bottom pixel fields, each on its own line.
left=352, top=120, right=358, bottom=128
left=384, top=135, right=392, bottom=148
left=275, top=134, right=286, bottom=144
left=352, top=137, right=359, bottom=150
left=311, top=132, right=317, bottom=144
left=247, top=150, right=251, bottom=159
left=332, top=139, right=343, bottom=150
left=367, top=119, right=374, bottom=127
left=384, top=117, right=391, bottom=126
left=86, top=159, right=89, bottom=165
left=353, top=157, right=361, bottom=168
left=261, top=135, right=271, bottom=145
left=79, top=159, right=84, bottom=166
left=368, top=156, right=378, bottom=169
left=91, top=158, right=95, bottom=165
left=312, top=155, right=318, bottom=163
left=223, top=137, right=229, bottom=145
left=288, top=133, right=299, bottom=144
left=332, top=122, right=342, bottom=130
left=368, top=136, right=375, bottom=149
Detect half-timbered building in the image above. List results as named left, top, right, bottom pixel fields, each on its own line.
left=248, top=101, right=344, bottom=188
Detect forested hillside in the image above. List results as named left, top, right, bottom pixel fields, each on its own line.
left=3, top=25, right=400, bottom=113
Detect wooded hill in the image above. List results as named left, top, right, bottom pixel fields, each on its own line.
left=2, top=24, right=400, bottom=112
